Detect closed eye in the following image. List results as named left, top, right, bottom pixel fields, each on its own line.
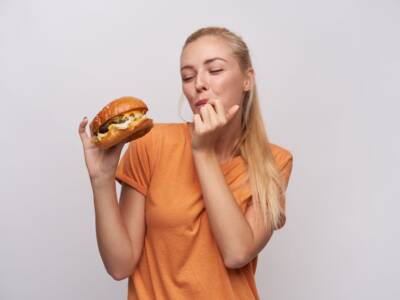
left=182, top=69, right=223, bottom=82
left=182, top=77, right=193, bottom=82
left=210, top=69, right=223, bottom=74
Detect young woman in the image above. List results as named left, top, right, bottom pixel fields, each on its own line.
left=78, top=26, right=293, bottom=300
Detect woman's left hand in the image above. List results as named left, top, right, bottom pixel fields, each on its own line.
left=191, top=98, right=239, bottom=153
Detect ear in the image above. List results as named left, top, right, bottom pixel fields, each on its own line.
left=243, top=68, right=255, bottom=92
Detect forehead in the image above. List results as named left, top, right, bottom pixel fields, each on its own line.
left=180, top=36, right=234, bottom=65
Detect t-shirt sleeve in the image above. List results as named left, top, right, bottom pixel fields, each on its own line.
left=276, top=150, right=293, bottom=195
left=274, top=148, right=293, bottom=229
left=114, top=128, right=156, bottom=197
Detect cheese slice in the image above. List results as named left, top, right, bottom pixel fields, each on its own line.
left=95, top=113, right=146, bottom=141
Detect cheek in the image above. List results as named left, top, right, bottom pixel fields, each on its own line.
left=182, top=85, right=193, bottom=100
left=211, top=75, right=243, bottom=104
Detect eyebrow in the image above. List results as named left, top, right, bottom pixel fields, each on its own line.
left=180, top=57, right=228, bottom=71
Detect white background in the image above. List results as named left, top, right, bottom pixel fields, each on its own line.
left=1, top=0, right=399, bottom=299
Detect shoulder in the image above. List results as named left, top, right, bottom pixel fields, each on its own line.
left=133, top=122, right=187, bottom=151
left=123, top=122, right=187, bottom=165
left=136, top=122, right=185, bottom=141
left=150, top=122, right=186, bottom=135
left=146, top=122, right=187, bottom=143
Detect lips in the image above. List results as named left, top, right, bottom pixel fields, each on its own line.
left=195, top=99, right=209, bottom=107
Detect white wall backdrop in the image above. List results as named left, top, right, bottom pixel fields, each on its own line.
left=1, top=0, right=399, bottom=299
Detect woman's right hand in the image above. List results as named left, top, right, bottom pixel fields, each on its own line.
left=78, top=116, right=125, bottom=183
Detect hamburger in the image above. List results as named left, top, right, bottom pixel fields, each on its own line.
left=89, top=96, right=153, bottom=149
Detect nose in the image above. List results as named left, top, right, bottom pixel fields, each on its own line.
left=194, top=72, right=209, bottom=92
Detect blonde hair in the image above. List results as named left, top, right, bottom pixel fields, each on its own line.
left=179, top=27, right=286, bottom=230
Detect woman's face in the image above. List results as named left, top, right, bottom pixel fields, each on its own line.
left=180, top=36, right=252, bottom=115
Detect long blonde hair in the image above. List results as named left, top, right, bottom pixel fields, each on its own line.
left=179, top=27, right=285, bottom=230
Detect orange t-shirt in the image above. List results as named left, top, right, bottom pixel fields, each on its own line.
left=115, top=122, right=293, bottom=300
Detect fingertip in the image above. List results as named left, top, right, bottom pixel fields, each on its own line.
left=228, top=105, right=238, bottom=112
left=80, top=117, right=88, bottom=126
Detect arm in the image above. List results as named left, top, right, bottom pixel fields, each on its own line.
left=193, top=150, right=293, bottom=269
left=224, top=151, right=293, bottom=268
left=192, top=150, right=255, bottom=269
left=189, top=99, right=291, bottom=269
left=91, top=177, right=145, bottom=280
left=78, top=116, right=146, bottom=280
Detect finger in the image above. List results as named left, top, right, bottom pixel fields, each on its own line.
left=79, top=117, right=88, bottom=139
left=78, top=117, right=91, bottom=147
left=205, top=104, right=219, bottom=127
left=210, top=99, right=226, bottom=123
left=200, top=105, right=211, bottom=126
left=109, top=142, right=125, bottom=154
left=193, top=113, right=204, bottom=132
left=117, top=142, right=125, bottom=152
left=226, top=105, right=240, bottom=122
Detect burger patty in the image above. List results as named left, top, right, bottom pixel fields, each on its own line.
left=99, top=116, right=125, bottom=133
left=98, top=110, right=145, bottom=134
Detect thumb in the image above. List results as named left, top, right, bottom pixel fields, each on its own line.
left=226, top=105, right=240, bottom=122
left=108, top=142, right=125, bottom=155
left=115, top=142, right=125, bottom=154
